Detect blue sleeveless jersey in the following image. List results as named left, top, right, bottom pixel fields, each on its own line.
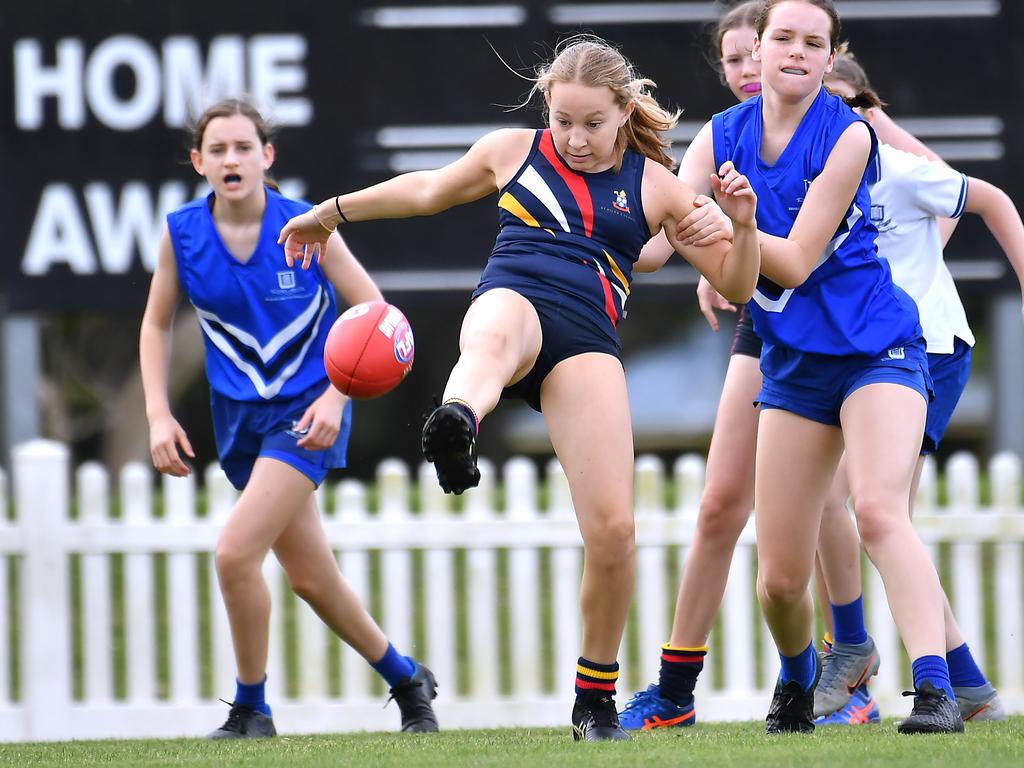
left=167, top=188, right=337, bottom=402
left=712, top=87, right=921, bottom=356
left=474, top=129, right=651, bottom=340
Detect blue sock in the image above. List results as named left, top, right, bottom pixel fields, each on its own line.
left=946, top=643, right=987, bottom=688
left=371, top=642, right=416, bottom=687
left=830, top=595, right=869, bottom=646
left=912, top=655, right=954, bottom=700
left=235, top=676, right=271, bottom=716
left=779, top=642, right=817, bottom=692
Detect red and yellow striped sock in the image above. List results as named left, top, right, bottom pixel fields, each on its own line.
left=575, top=657, right=618, bottom=698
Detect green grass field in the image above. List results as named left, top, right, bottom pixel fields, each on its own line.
left=2, top=719, right=1022, bottom=768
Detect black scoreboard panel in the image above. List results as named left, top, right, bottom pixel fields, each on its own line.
left=0, top=1, right=1018, bottom=310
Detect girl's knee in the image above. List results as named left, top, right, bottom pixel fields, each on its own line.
left=584, top=512, right=635, bottom=563
left=696, top=487, right=751, bottom=546
left=851, top=493, right=905, bottom=547
left=757, top=565, right=808, bottom=607
left=215, top=537, right=261, bottom=584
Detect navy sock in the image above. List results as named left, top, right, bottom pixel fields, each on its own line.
left=830, top=595, right=869, bottom=646
left=912, top=654, right=954, bottom=700
left=235, top=676, right=271, bottom=716
left=371, top=642, right=417, bottom=687
left=658, top=644, right=706, bottom=707
left=779, top=642, right=817, bottom=692
left=946, top=643, right=988, bottom=688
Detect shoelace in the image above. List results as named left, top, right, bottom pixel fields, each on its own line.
left=217, top=699, right=248, bottom=731
left=621, top=689, right=658, bottom=714
left=901, top=687, right=946, bottom=714
left=384, top=678, right=424, bottom=710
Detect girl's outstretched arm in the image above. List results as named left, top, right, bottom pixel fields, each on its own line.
left=280, top=129, right=533, bottom=268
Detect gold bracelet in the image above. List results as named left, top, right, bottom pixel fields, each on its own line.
left=311, top=204, right=335, bottom=234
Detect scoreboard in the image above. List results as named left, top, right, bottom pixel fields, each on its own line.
left=0, top=0, right=1019, bottom=311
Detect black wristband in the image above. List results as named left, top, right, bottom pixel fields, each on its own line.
left=334, top=196, right=350, bottom=224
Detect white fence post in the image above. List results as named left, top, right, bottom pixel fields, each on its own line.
left=947, top=452, right=984, bottom=669
left=420, top=462, right=456, bottom=701
left=122, top=462, right=157, bottom=704
left=634, top=455, right=667, bottom=690
left=465, top=459, right=499, bottom=701
left=335, top=479, right=373, bottom=700
left=548, top=458, right=580, bottom=700
left=506, top=457, right=541, bottom=698
left=164, top=472, right=199, bottom=705
left=206, top=464, right=238, bottom=697
left=78, top=462, right=113, bottom=705
left=991, top=452, right=1022, bottom=692
left=15, top=440, right=72, bottom=740
left=379, top=459, right=413, bottom=657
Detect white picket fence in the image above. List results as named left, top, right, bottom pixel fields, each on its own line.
left=0, top=440, right=1022, bottom=742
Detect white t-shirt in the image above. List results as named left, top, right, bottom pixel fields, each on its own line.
left=869, top=143, right=974, bottom=354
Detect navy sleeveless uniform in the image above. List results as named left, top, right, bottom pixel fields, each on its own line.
left=712, top=88, right=931, bottom=425
left=473, top=129, right=651, bottom=411
left=167, top=187, right=351, bottom=488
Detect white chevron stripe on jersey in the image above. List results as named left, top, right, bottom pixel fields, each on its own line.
left=196, top=289, right=331, bottom=400
left=194, top=286, right=325, bottom=364
left=754, top=203, right=863, bottom=313
left=517, top=165, right=571, bottom=232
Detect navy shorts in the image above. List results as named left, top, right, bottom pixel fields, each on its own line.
left=922, top=337, right=972, bottom=455
left=498, top=292, right=621, bottom=412
left=730, top=304, right=763, bottom=359
left=211, top=380, right=352, bottom=490
left=757, top=337, right=933, bottom=427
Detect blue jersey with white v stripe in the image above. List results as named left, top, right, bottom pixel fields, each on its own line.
left=712, top=87, right=921, bottom=356
left=167, top=188, right=337, bottom=401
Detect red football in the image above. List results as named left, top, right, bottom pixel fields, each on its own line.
left=323, top=301, right=415, bottom=399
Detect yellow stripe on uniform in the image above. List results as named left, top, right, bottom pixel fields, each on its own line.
left=499, top=192, right=541, bottom=229
left=576, top=663, right=619, bottom=680
left=662, top=643, right=709, bottom=653
left=602, top=249, right=631, bottom=296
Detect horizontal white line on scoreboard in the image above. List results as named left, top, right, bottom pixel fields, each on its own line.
left=947, top=260, right=1007, bottom=281
left=358, top=5, right=527, bottom=28
left=835, top=0, right=999, bottom=19
left=548, top=0, right=999, bottom=24
left=897, top=116, right=1003, bottom=138
left=372, top=270, right=484, bottom=291
left=376, top=124, right=526, bottom=148
left=928, top=140, right=1004, bottom=162
left=386, top=150, right=467, bottom=172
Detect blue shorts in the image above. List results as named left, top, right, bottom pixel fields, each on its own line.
left=210, top=380, right=352, bottom=489
left=495, top=292, right=621, bottom=413
left=922, top=337, right=972, bottom=455
left=757, top=337, right=933, bottom=427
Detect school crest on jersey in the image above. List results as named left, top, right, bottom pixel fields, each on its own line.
left=789, top=179, right=813, bottom=212
left=612, top=189, right=630, bottom=213
left=277, top=271, right=296, bottom=290
left=870, top=204, right=896, bottom=234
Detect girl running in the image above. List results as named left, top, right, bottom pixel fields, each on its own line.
left=140, top=99, right=439, bottom=738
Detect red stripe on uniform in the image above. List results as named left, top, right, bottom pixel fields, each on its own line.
left=538, top=130, right=594, bottom=238
left=576, top=677, right=617, bottom=691
left=595, top=271, right=619, bottom=328
left=661, top=654, right=706, bottom=663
